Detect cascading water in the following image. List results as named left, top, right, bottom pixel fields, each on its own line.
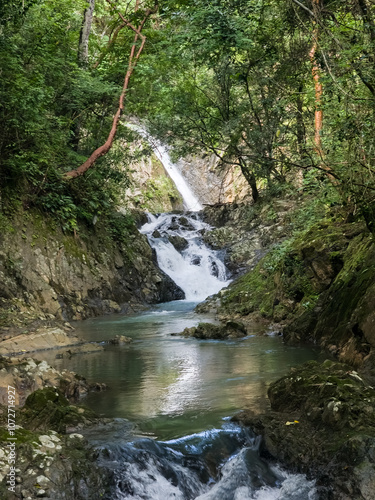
left=83, top=423, right=317, bottom=500
left=131, top=124, right=230, bottom=302
left=140, top=213, right=230, bottom=302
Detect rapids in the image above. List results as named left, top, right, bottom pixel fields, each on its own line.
left=140, top=212, right=230, bottom=301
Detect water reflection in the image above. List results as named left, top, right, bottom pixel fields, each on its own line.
left=41, top=302, right=320, bottom=440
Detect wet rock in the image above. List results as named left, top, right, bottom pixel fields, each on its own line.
left=157, top=271, right=185, bottom=301
left=179, top=321, right=247, bottom=340
left=168, top=217, right=180, bottom=231
left=233, top=360, right=375, bottom=500
left=178, top=216, right=195, bottom=230
left=191, top=255, right=201, bottom=266
left=109, top=335, right=132, bottom=345
left=152, top=229, right=161, bottom=238
left=168, top=235, right=189, bottom=251
left=210, top=261, right=219, bottom=277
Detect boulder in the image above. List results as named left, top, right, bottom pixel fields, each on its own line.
left=233, top=360, right=375, bottom=500
left=168, top=234, right=189, bottom=251
left=23, top=387, right=99, bottom=433
left=109, top=335, right=132, bottom=345
left=157, top=271, right=185, bottom=301
left=179, top=321, right=247, bottom=340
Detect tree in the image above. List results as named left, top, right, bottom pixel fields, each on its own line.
left=137, top=0, right=310, bottom=201
left=78, top=0, right=96, bottom=67
left=64, top=0, right=159, bottom=178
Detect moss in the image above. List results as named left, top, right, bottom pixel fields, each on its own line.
left=221, top=217, right=371, bottom=338
left=21, top=388, right=99, bottom=433
left=139, top=175, right=183, bottom=213
left=180, top=321, right=247, bottom=339
left=0, top=212, right=15, bottom=233
left=63, top=234, right=89, bottom=263
left=0, top=426, right=40, bottom=445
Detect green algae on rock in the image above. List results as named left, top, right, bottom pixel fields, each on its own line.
left=233, top=360, right=375, bottom=500
left=177, top=321, right=247, bottom=340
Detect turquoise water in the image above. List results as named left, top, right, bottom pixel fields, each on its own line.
left=47, top=301, right=321, bottom=441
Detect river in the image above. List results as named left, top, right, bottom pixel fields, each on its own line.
left=44, top=135, right=320, bottom=498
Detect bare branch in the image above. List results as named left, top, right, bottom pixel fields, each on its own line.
left=289, top=0, right=315, bottom=17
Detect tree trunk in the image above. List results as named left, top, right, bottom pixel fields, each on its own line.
left=239, top=159, right=259, bottom=202
left=309, top=36, right=323, bottom=156
left=78, top=0, right=95, bottom=68
left=308, top=0, right=338, bottom=185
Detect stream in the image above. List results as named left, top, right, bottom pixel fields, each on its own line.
left=48, top=299, right=320, bottom=500
left=47, top=136, right=320, bottom=499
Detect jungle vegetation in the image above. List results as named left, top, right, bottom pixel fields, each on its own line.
left=0, top=0, right=374, bottom=231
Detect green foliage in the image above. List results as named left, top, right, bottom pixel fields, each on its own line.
left=1, top=0, right=375, bottom=233
left=0, top=0, right=133, bottom=232
left=107, top=212, right=136, bottom=244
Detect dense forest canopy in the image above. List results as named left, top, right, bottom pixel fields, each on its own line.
left=0, top=0, right=374, bottom=231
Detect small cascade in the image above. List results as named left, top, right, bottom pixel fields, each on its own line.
left=85, top=424, right=317, bottom=500
left=140, top=212, right=230, bottom=302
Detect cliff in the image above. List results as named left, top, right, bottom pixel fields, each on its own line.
left=0, top=210, right=183, bottom=330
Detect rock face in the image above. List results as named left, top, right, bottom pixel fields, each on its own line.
left=201, top=199, right=296, bottom=276
left=0, top=387, right=112, bottom=499
left=205, top=209, right=375, bottom=380
left=0, top=356, right=104, bottom=406
left=233, top=360, right=375, bottom=500
left=0, top=211, right=184, bottom=327
left=177, top=154, right=251, bottom=205
left=125, top=142, right=184, bottom=213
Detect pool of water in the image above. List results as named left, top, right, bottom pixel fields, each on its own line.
left=43, top=301, right=321, bottom=441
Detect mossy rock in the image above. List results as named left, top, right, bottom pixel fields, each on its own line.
left=268, top=360, right=375, bottom=431
left=233, top=360, right=375, bottom=499
left=25, top=387, right=69, bottom=411
left=179, top=321, right=247, bottom=340
left=21, top=387, right=99, bottom=433
left=168, top=234, right=189, bottom=251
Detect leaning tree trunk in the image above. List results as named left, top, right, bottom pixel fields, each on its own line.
left=65, top=0, right=159, bottom=179
left=78, top=0, right=95, bottom=68
left=239, top=158, right=259, bottom=202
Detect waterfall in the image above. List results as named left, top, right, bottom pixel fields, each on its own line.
left=141, top=213, right=230, bottom=302
left=151, top=141, right=203, bottom=212
left=127, top=123, right=203, bottom=211
left=128, top=123, right=228, bottom=301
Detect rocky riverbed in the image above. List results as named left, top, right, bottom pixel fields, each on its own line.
left=233, top=360, right=375, bottom=500
left=0, top=355, right=113, bottom=499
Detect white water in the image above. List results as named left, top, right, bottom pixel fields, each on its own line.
left=85, top=424, right=317, bottom=500
left=141, top=212, right=230, bottom=302
left=128, top=124, right=203, bottom=211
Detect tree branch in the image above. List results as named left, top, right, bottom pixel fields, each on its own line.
left=64, top=0, right=159, bottom=179
left=289, top=0, right=315, bottom=17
